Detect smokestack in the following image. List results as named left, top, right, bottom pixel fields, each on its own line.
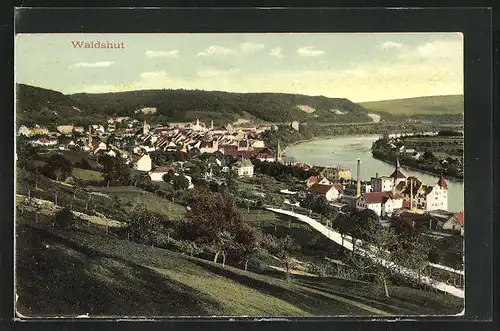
left=356, top=159, right=361, bottom=197
left=410, top=178, right=413, bottom=210
left=376, top=172, right=379, bottom=179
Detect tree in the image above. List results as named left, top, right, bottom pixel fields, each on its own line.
left=181, top=188, right=258, bottom=269
left=162, top=170, right=175, bottom=183
left=42, top=154, right=73, bottom=181
left=54, top=206, right=74, bottom=229
left=17, top=142, right=38, bottom=170
left=173, top=174, right=190, bottom=191
left=213, top=230, right=235, bottom=268
left=351, top=209, right=381, bottom=243
left=353, top=226, right=400, bottom=297
left=101, top=155, right=130, bottom=187
left=127, top=205, right=165, bottom=246
left=268, top=235, right=300, bottom=282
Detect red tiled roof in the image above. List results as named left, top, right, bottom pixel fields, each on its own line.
left=390, top=169, right=406, bottom=179
left=309, top=183, right=335, bottom=194
left=307, top=176, right=318, bottom=183
left=454, top=212, right=464, bottom=225
left=437, top=175, right=448, bottom=189
left=256, top=153, right=274, bottom=159
left=361, top=192, right=391, bottom=204
left=294, top=162, right=310, bottom=170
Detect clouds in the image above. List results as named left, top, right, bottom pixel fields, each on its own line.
left=197, top=42, right=265, bottom=57
left=71, top=61, right=114, bottom=68
left=379, top=41, right=403, bottom=49
left=269, top=47, right=284, bottom=58
left=240, top=42, right=265, bottom=53
left=297, top=46, right=325, bottom=57
left=197, top=45, right=237, bottom=57
left=145, top=49, right=179, bottom=58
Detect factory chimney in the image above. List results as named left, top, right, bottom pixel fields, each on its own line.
left=356, top=158, right=361, bottom=197
left=376, top=172, right=379, bottom=179
left=88, top=125, right=92, bottom=147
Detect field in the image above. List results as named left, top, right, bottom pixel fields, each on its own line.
left=361, top=95, right=464, bottom=116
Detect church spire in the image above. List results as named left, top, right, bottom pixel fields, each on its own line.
left=437, top=173, right=448, bottom=189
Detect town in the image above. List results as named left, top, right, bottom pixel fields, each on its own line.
left=18, top=117, right=463, bottom=235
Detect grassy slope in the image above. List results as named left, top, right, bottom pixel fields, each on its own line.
left=16, top=217, right=462, bottom=318
left=15, top=168, right=463, bottom=317
left=360, top=95, right=464, bottom=116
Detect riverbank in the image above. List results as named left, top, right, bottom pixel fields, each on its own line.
left=284, top=134, right=464, bottom=212
left=371, top=135, right=464, bottom=181
left=371, top=154, right=464, bottom=182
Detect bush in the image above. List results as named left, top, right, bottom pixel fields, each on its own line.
left=54, top=207, right=74, bottom=229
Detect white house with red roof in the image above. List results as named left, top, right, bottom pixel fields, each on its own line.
left=411, top=175, right=448, bottom=212
left=308, top=183, right=343, bottom=201
left=356, top=191, right=404, bottom=217
left=134, top=154, right=152, bottom=172
left=32, top=137, right=58, bottom=146
left=149, top=166, right=174, bottom=182
left=442, top=211, right=464, bottom=235
left=305, top=176, right=331, bottom=188
left=256, top=152, right=275, bottom=162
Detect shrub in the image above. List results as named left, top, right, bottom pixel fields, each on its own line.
left=54, top=207, right=74, bottom=229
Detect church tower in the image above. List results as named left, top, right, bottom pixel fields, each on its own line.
left=143, top=120, right=149, bottom=135
left=391, top=155, right=406, bottom=193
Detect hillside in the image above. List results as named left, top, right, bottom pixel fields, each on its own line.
left=69, top=89, right=371, bottom=125
left=15, top=84, right=107, bottom=127
left=361, top=95, right=464, bottom=122
left=14, top=167, right=462, bottom=317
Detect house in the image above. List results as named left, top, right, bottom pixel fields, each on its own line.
left=356, top=192, right=403, bottom=217
left=134, top=154, right=152, bottom=172
left=57, top=125, right=74, bottom=134
left=293, top=162, right=310, bottom=171
left=255, top=153, right=275, bottom=162
left=91, top=141, right=107, bottom=154
left=199, top=140, right=219, bottom=154
left=317, top=167, right=352, bottom=181
left=73, top=126, right=85, bottom=134
left=308, top=183, right=343, bottom=201
left=393, top=211, right=433, bottom=230
left=232, top=159, right=254, bottom=177
left=149, top=166, right=174, bottom=182
left=29, top=126, right=49, bottom=135
left=442, top=212, right=464, bottom=234
left=291, top=121, right=300, bottom=131
left=18, top=125, right=30, bottom=136
left=305, top=176, right=331, bottom=188
left=107, top=150, right=117, bottom=157
left=32, top=137, right=57, bottom=146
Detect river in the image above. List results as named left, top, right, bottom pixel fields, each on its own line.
left=285, top=135, right=464, bottom=213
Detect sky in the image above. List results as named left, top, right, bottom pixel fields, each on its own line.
left=15, top=33, right=463, bottom=102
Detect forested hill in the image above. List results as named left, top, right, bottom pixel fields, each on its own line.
left=70, top=89, right=371, bottom=125
left=16, top=84, right=103, bottom=127
left=16, top=83, right=372, bottom=126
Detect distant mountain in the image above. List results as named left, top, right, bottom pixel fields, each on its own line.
left=360, top=95, right=464, bottom=122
